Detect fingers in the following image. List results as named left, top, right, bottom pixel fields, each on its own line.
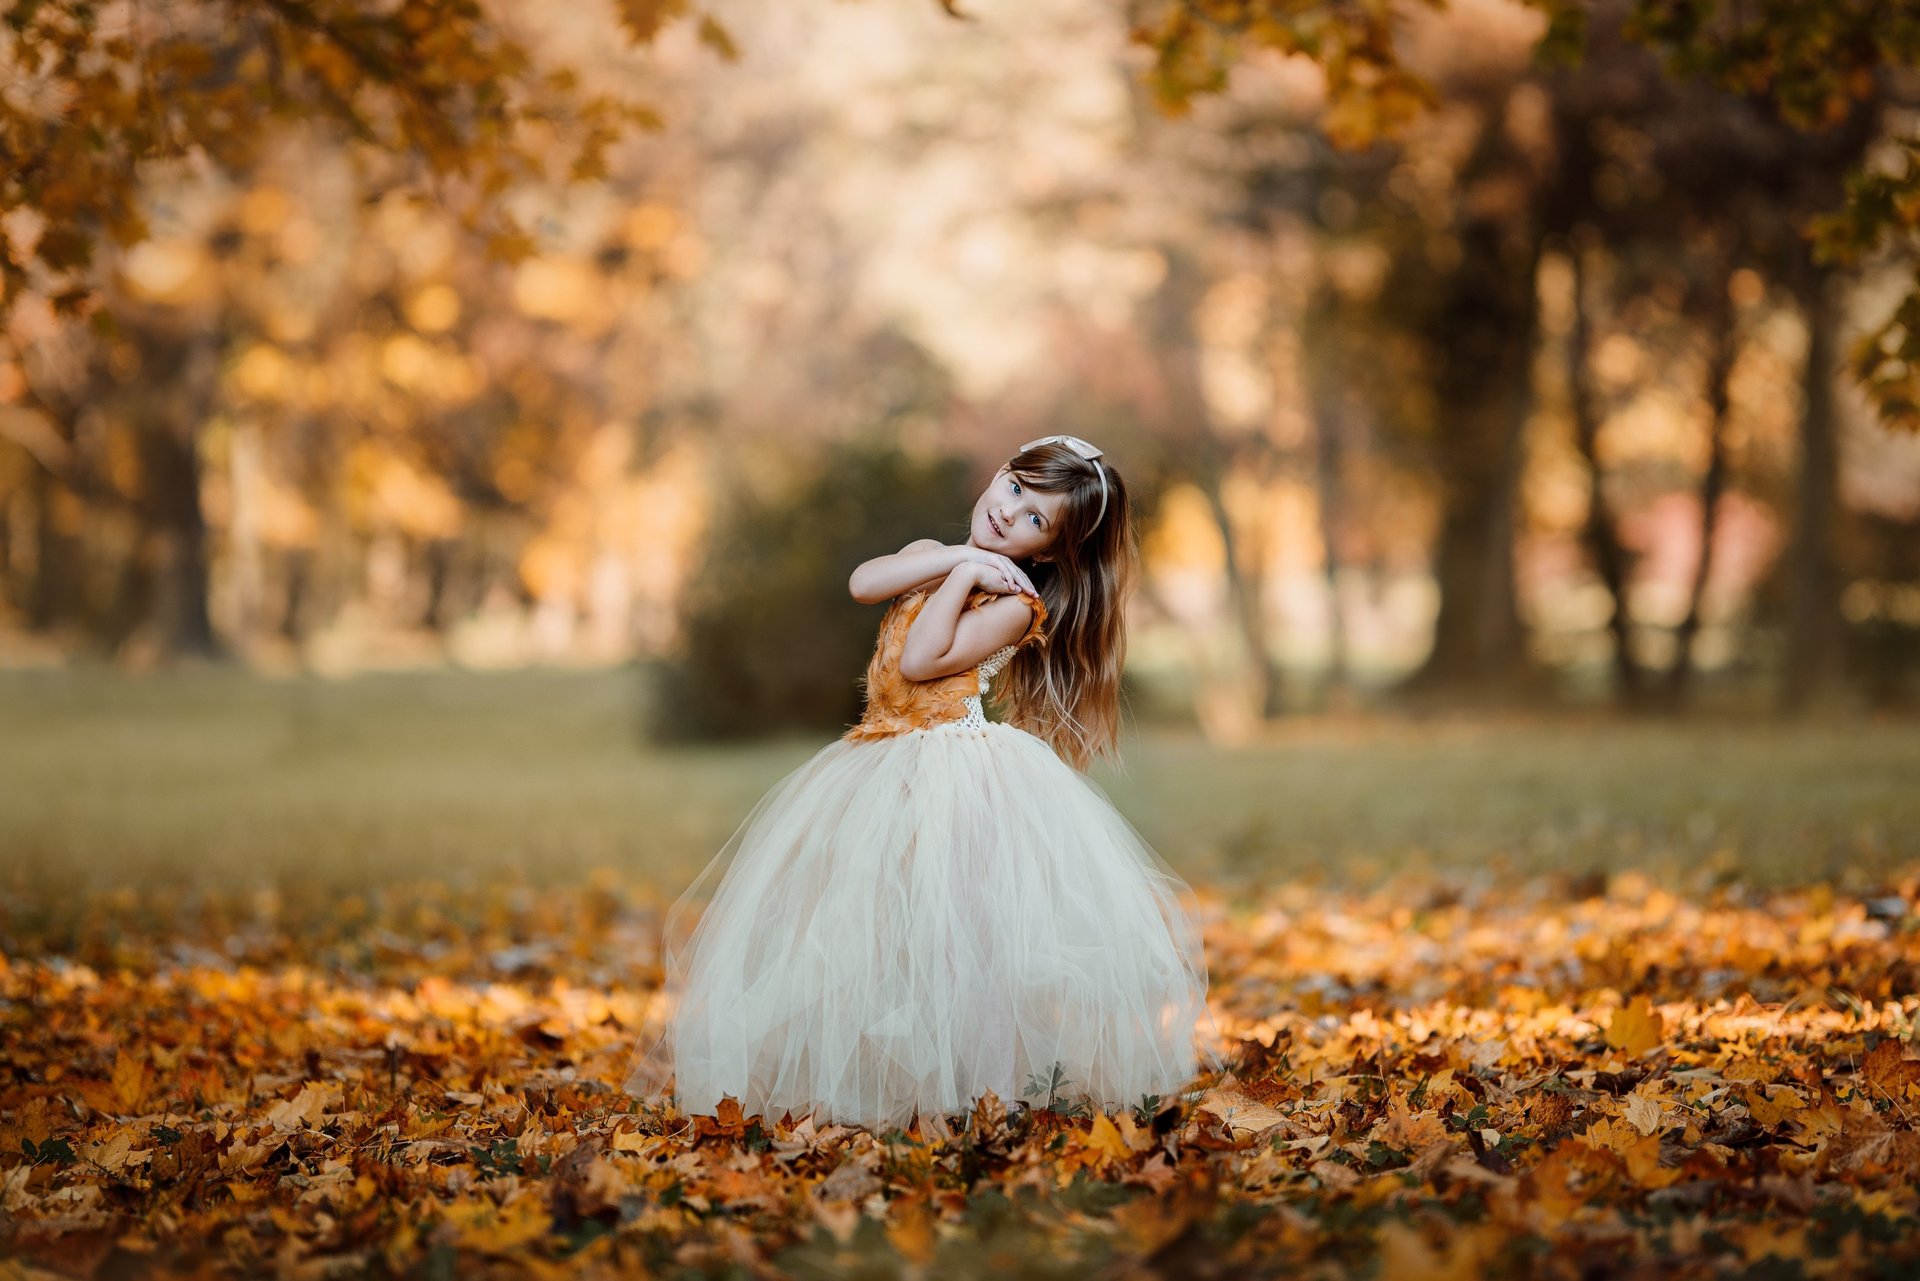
left=990, top=554, right=1036, bottom=597
left=966, top=548, right=1037, bottom=596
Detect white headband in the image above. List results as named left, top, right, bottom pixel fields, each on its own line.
left=1017, top=434, right=1108, bottom=538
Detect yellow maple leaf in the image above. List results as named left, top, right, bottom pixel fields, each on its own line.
left=444, top=1193, right=551, bottom=1255
left=1114, top=1110, right=1157, bottom=1153
left=110, top=1052, right=151, bottom=1114
left=610, top=1128, right=656, bottom=1154
left=1722, top=1058, right=1778, bottom=1083
left=1604, top=997, right=1665, bottom=1057
left=401, top=1106, right=453, bottom=1140
left=1796, top=1094, right=1845, bottom=1140
left=1745, top=1085, right=1808, bottom=1128
left=1085, top=1113, right=1130, bottom=1166
left=1582, top=1118, right=1679, bottom=1188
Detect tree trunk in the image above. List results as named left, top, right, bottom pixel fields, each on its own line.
left=1149, top=245, right=1286, bottom=722
left=1665, top=269, right=1737, bottom=708
left=1311, top=384, right=1353, bottom=706
left=1565, top=238, right=1644, bottom=706
left=281, top=548, right=313, bottom=642
left=420, top=538, right=458, bottom=632
left=25, top=464, right=73, bottom=632
left=136, top=416, right=219, bottom=658
left=1401, top=220, right=1543, bottom=699
left=1779, top=265, right=1848, bottom=712
left=1198, top=478, right=1286, bottom=719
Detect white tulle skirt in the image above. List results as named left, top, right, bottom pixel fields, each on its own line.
left=620, top=720, right=1215, bottom=1131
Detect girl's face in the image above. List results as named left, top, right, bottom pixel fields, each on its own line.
left=968, top=465, right=1068, bottom=560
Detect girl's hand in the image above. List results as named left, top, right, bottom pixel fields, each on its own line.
left=956, top=557, right=1030, bottom=597
left=956, top=548, right=1037, bottom=597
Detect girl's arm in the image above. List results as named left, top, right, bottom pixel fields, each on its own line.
left=898, top=562, right=1037, bottom=681
left=848, top=539, right=1035, bottom=605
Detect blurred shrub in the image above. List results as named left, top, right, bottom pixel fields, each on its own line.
left=1852, top=618, right=1919, bottom=710
left=650, top=438, right=976, bottom=740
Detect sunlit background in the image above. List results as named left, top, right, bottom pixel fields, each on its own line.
left=4, top=0, right=1918, bottom=902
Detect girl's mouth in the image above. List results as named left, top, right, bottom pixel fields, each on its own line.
left=988, top=512, right=1003, bottom=538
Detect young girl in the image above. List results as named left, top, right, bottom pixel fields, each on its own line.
left=622, top=436, right=1213, bottom=1131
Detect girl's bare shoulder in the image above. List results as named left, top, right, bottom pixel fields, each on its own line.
left=964, top=588, right=1045, bottom=647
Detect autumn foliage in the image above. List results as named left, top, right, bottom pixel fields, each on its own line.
left=4, top=869, right=1919, bottom=1277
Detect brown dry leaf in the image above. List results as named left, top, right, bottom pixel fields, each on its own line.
left=78, top=1130, right=143, bottom=1174
left=1377, top=1093, right=1449, bottom=1150
left=1621, top=1093, right=1664, bottom=1136
left=1863, top=1039, right=1920, bottom=1098
left=1529, top=1092, right=1576, bottom=1130
left=814, top=1155, right=881, bottom=1204
left=1195, top=1087, right=1287, bottom=1140
left=8, top=873, right=1920, bottom=1277
left=264, top=1083, right=339, bottom=1132
left=1126, top=1150, right=1179, bottom=1193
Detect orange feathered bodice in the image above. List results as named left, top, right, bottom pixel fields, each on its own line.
left=844, top=583, right=1048, bottom=741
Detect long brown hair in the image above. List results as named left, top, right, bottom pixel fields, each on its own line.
left=988, top=441, right=1136, bottom=770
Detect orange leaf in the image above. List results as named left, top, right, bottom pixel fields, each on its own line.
left=1085, top=1113, right=1130, bottom=1166
left=1377, top=1093, right=1449, bottom=1151
left=885, top=1201, right=935, bottom=1263
left=111, top=1052, right=151, bottom=1114
left=1605, top=997, right=1665, bottom=1057
left=1863, top=1040, right=1920, bottom=1097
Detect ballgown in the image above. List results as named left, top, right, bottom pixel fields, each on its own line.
left=621, top=581, right=1214, bottom=1130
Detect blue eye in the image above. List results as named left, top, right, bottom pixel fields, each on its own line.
left=1029, top=513, right=1041, bottom=528
left=1010, top=479, right=1021, bottom=494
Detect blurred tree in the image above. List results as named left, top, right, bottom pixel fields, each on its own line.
left=652, top=435, right=977, bottom=740
left=1131, top=0, right=1920, bottom=434
left=0, top=0, right=724, bottom=659
left=1210, top=12, right=1558, bottom=702
left=1143, top=244, right=1292, bottom=719
left=1392, top=89, right=1549, bottom=701
left=1531, top=5, right=1884, bottom=710
left=1144, top=0, right=1901, bottom=706
left=0, top=0, right=707, bottom=309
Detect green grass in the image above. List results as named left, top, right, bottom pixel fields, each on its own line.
left=2, top=668, right=1915, bottom=905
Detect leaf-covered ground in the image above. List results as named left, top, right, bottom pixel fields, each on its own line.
left=4, top=868, right=1919, bottom=1279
